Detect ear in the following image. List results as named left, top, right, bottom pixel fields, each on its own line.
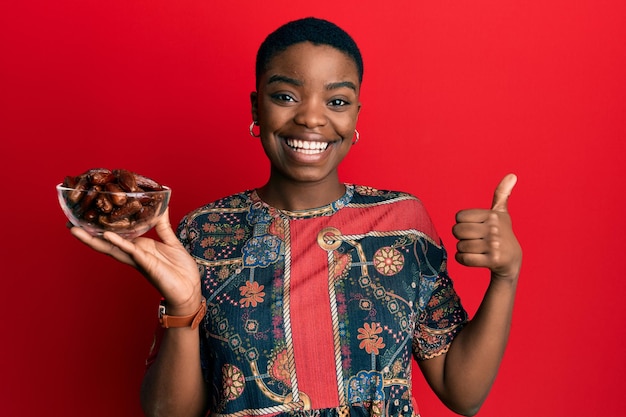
left=355, top=101, right=361, bottom=124
left=250, top=91, right=259, bottom=122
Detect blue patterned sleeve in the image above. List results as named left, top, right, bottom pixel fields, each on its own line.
left=412, top=241, right=469, bottom=361
left=176, top=212, right=191, bottom=248
left=176, top=212, right=211, bottom=380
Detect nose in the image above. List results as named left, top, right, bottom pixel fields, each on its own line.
left=293, top=98, right=327, bottom=128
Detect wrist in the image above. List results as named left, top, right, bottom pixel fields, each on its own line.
left=492, top=265, right=521, bottom=282
left=158, top=296, right=206, bottom=330
left=489, top=272, right=520, bottom=297
left=163, top=293, right=203, bottom=316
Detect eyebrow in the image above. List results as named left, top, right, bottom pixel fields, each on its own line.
left=267, top=74, right=303, bottom=86
left=325, top=81, right=357, bottom=92
left=267, top=75, right=357, bottom=92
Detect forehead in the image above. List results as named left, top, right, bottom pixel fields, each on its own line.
left=261, top=42, right=360, bottom=86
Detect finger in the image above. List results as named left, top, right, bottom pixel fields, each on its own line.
left=71, top=226, right=112, bottom=251
left=101, top=231, right=154, bottom=270
left=452, top=222, right=488, bottom=240
left=101, top=230, right=138, bottom=253
left=153, top=208, right=180, bottom=246
left=455, top=252, right=489, bottom=268
left=456, top=208, right=491, bottom=224
left=70, top=227, right=135, bottom=265
left=456, top=239, right=489, bottom=255
left=491, top=173, right=517, bottom=212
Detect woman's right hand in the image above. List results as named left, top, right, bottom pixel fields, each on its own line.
left=70, top=208, right=201, bottom=314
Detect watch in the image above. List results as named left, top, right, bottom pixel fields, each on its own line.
left=158, top=297, right=206, bottom=330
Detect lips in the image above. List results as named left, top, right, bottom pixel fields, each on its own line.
left=285, top=138, right=330, bottom=154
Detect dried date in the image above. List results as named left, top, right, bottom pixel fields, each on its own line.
left=104, top=182, right=127, bottom=206
left=114, top=169, right=140, bottom=192
left=110, top=199, right=142, bottom=222
left=98, top=215, right=132, bottom=230
left=135, top=174, right=164, bottom=191
left=68, top=176, right=89, bottom=204
left=79, top=185, right=101, bottom=213
left=88, top=168, right=115, bottom=185
left=95, top=193, right=113, bottom=214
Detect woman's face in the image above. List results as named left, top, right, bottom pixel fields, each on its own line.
left=252, top=42, right=361, bottom=185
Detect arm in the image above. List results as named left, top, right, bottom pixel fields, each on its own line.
left=70, top=210, right=208, bottom=417
left=418, top=174, right=522, bottom=416
left=140, top=321, right=208, bottom=417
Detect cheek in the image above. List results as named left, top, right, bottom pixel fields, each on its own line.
left=259, top=137, right=283, bottom=163
left=334, top=112, right=359, bottom=136
left=256, top=97, right=276, bottom=122
left=259, top=106, right=291, bottom=129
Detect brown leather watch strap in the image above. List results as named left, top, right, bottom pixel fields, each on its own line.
left=159, top=297, right=206, bottom=330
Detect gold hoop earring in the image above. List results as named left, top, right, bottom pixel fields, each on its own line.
left=352, top=129, right=360, bottom=145
left=249, top=121, right=260, bottom=138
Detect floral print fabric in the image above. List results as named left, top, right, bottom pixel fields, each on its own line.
left=176, top=185, right=468, bottom=417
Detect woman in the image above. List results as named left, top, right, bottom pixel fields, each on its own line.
left=71, top=17, right=521, bottom=417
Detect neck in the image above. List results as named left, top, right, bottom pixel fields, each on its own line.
left=257, top=176, right=346, bottom=211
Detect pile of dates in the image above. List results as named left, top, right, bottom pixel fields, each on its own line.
left=62, top=168, right=167, bottom=231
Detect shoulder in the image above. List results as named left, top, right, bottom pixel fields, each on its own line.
left=191, top=190, right=252, bottom=212
left=177, top=190, right=254, bottom=231
left=350, top=184, right=427, bottom=209
left=348, top=184, right=439, bottom=242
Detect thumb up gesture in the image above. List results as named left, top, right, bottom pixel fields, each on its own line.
left=452, top=174, right=522, bottom=280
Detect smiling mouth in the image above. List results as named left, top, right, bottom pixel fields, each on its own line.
left=286, top=138, right=330, bottom=154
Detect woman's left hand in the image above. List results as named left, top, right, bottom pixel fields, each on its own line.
left=452, top=173, right=522, bottom=281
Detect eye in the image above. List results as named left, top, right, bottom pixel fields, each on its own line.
left=271, top=93, right=296, bottom=103
left=328, top=98, right=350, bottom=109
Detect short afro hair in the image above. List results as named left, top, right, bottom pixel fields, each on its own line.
left=255, top=17, right=364, bottom=87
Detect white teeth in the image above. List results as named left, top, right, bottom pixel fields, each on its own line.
left=286, top=139, right=329, bottom=153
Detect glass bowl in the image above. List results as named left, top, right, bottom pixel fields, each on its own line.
left=57, top=183, right=171, bottom=239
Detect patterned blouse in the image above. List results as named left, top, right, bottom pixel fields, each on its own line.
left=175, top=184, right=468, bottom=417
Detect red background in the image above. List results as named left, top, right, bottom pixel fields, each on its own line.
left=2, top=1, right=625, bottom=416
